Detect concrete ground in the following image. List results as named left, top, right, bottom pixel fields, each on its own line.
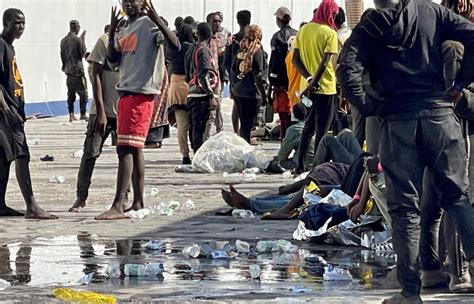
left=0, top=101, right=473, bottom=303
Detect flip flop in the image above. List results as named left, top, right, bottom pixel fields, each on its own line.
left=40, top=155, right=55, bottom=161
left=215, top=208, right=234, bottom=216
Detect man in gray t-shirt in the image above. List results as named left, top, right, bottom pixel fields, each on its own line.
left=95, top=0, right=179, bottom=221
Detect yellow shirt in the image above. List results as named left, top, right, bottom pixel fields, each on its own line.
left=285, top=50, right=301, bottom=106
left=294, top=23, right=338, bottom=95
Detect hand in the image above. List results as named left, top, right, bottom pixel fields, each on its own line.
left=143, top=0, right=160, bottom=25
left=80, top=30, right=87, bottom=41
left=347, top=199, right=365, bottom=223
left=92, top=110, right=107, bottom=136
left=339, top=97, right=348, bottom=113
left=446, top=86, right=463, bottom=104
left=109, top=6, right=124, bottom=34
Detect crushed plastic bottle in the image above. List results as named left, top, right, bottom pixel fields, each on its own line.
left=323, top=266, right=353, bottom=281
left=210, top=250, right=230, bottom=259
left=106, top=263, right=121, bottom=279
left=235, top=240, right=250, bottom=253
left=78, top=272, right=94, bottom=285
left=27, top=138, right=40, bottom=146
left=242, top=172, right=257, bottom=182
left=283, top=171, right=294, bottom=185
left=182, top=244, right=201, bottom=258
left=175, top=165, right=193, bottom=173
left=144, top=240, right=163, bottom=250
left=73, top=149, right=84, bottom=158
left=256, top=240, right=275, bottom=254
left=181, top=199, right=196, bottom=211
left=243, top=167, right=260, bottom=174
left=0, top=279, right=11, bottom=290
left=126, top=208, right=151, bottom=219
left=124, top=263, right=164, bottom=277
left=144, top=187, right=159, bottom=198
left=289, top=286, right=312, bottom=293
left=249, top=264, right=262, bottom=279
left=273, top=240, right=299, bottom=253
left=49, top=175, right=66, bottom=184
left=53, top=288, right=117, bottom=304
left=232, top=209, right=255, bottom=219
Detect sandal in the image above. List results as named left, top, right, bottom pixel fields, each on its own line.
left=214, top=209, right=234, bottom=216
left=40, top=155, right=55, bottom=162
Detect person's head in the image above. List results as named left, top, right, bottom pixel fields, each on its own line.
left=293, top=103, right=305, bottom=121
left=274, top=7, right=291, bottom=28
left=3, top=8, right=25, bottom=40
left=243, top=24, right=262, bottom=43
left=184, top=16, right=195, bottom=25
left=312, top=0, right=339, bottom=30
left=334, top=8, right=346, bottom=29
left=69, top=20, right=80, bottom=34
left=174, top=16, right=184, bottom=30
left=104, top=24, right=110, bottom=34
left=197, top=22, right=212, bottom=42
left=236, top=10, right=251, bottom=28
left=177, top=24, right=194, bottom=43
left=121, top=0, right=143, bottom=17
left=207, top=12, right=222, bottom=34
left=373, top=0, right=400, bottom=9
left=216, top=11, right=224, bottom=21
left=442, top=0, right=474, bottom=21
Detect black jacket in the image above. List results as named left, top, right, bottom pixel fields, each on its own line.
left=269, top=26, right=297, bottom=88
left=337, top=0, right=474, bottom=116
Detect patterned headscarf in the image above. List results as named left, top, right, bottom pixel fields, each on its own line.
left=312, top=0, right=339, bottom=30
left=237, top=25, right=263, bottom=76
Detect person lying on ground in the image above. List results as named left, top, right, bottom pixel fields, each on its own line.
left=313, top=128, right=362, bottom=167
left=0, top=8, right=57, bottom=219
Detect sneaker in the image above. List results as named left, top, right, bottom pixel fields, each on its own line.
left=449, top=272, right=473, bottom=293
left=382, top=294, right=423, bottom=304
left=182, top=157, right=192, bottom=165
left=421, top=269, right=449, bottom=288
left=80, top=115, right=89, bottom=122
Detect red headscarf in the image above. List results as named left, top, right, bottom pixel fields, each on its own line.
left=312, top=0, right=339, bottom=30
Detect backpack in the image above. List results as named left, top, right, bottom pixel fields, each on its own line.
left=189, top=45, right=219, bottom=92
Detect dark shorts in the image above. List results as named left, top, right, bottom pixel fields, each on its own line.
left=0, top=112, right=29, bottom=163
left=66, top=75, right=87, bottom=93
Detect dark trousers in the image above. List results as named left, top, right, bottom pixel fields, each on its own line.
left=235, top=97, right=259, bottom=143
left=76, top=115, right=116, bottom=200
left=313, top=130, right=362, bottom=166
left=379, top=113, right=474, bottom=297
left=188, top=96, right=211, bottom=152
left=295, top=94, right=337, bottom=172
left=350, top=106, right=366, bottom=147
left=366, top=116, right=382, bottom=155
left=279, top=112, right=292, bottom=141
left=420, top=169, right=467, bottom=277
left=66, top=74, right=88, bottom=115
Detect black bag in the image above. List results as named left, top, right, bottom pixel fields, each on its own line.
left=263, top=104, right=274, bottom=123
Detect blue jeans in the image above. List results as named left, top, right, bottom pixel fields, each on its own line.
left=250, top=194, right=294, bottom=214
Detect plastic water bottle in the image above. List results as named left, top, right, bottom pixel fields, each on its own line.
left=249, top=264, right=262, bottom=279
left=144, top=263, right=164, bottom=276
left=274, top=240, right=299, bottom=253
left=145, top=240, right=163, bottom=250
left=144, top=187, right=159, bottom=198
left=168, top=201, right=181, bottom=210
left=124, top=264, right=146, bottom=276
left=256, top=240, right=275, bottom=253
left=182, top=244, right=201, bottom=258
left=106, top=263, right=121, bottom=279
left=283, top=171, right=294, bottom=185
left=232, top=209, right=255, bottom=219
left=49, top=176, right=66, bottom=184
left=181, top=199, right=196, bottom=211
left=235, top=240, right=250, bottom=253
left=0, top=279, right=11, bottom=290
left=323, top=265, right=353, bottom=281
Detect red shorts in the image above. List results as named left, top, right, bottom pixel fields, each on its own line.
left=117, top=94, right=154, bottom=148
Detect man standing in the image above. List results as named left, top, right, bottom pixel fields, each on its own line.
left=95, top=0, right=179, bottom=220
left=204, top=12, right=224, bottom=138
left=60, top=20, right=88, bottom=122
left=0, top=8, right=57, bottom=219
left=69, top=25, right=119, bottom=213
left=292, top=0, right=339, bottom=173
left=267, top=7, right=297, bottom=140
left=337, top=0, right=474, bottom=303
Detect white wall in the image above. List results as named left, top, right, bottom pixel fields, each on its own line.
left=2, top=0, right=376, bottom=104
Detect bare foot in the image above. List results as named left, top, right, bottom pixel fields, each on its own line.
left=0, top=206, right=25, bottom=217
left=95, top=207, right=129, bottom=220
left=124, top=201, right=144, bottom=213
left=221, top=189, right=235, bottom=208
left=69, top=199, right=86, bottom=213
left=229, top=185, right=251, bottom=209
left=25, top=205, right=58, bottom=220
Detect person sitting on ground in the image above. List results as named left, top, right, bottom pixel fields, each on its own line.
left=276, top=103, right=315, bottom=170
left=313, top=129, right=362, bottom=167
left=0, top=8, right=57, bottom=219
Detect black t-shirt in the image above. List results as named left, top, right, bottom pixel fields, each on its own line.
left=224, top=31, right=245, bottom=86
left=167, top=41, right=193, bottom=76
left=232, top=48, right=265, bottom=99
left=0, top=37, right=24, bottom=119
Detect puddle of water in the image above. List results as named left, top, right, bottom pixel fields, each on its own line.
left=0, top=233, right=397, bottom=298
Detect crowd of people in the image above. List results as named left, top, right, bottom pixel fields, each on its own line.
left=1, top=0, right=474, bottom=302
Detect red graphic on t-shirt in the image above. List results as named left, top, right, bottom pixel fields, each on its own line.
left=119, top=33, right=138, bottom=53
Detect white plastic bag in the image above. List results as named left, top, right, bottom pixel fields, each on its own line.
left=192, top=132, right=272, bottom=173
